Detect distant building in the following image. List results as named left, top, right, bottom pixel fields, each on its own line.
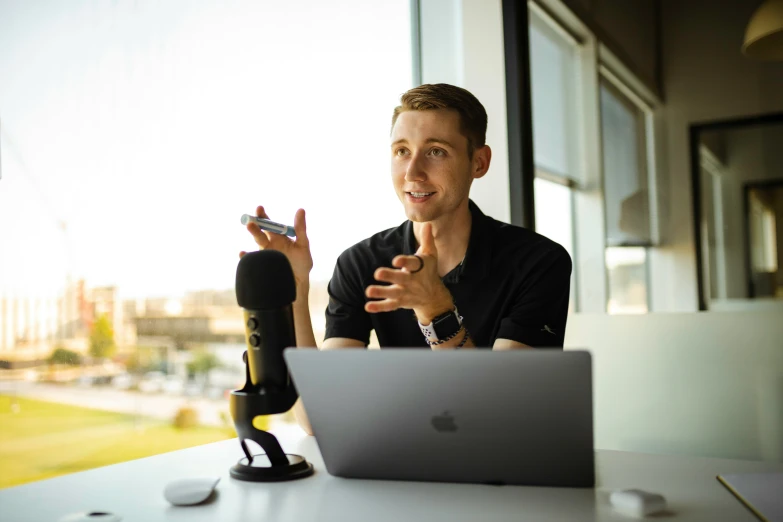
left=0, top=279, right=81, bottom=366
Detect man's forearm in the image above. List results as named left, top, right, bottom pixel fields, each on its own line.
left=293, top=398, right=314, bottom=435
left=291, top=283, right=317, bottom=435
left=429, top=326, right=475, bottom=350
left=292, top=283, right=317, bottom=349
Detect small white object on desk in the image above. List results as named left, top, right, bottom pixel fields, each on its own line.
left=609, top=488, right=667, bottom=517
left=163, top=477, right=221, bottom=506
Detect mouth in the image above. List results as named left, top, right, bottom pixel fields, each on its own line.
left=406, top=191, right=435, bottom=201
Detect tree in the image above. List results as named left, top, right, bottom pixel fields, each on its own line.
left=186, top=350, right=221, bottom=383
left=49, top=347, right=83, bottom=366
left=89, top=314, right=116, bottom=360
left=124, top=347, right=157, bottom=374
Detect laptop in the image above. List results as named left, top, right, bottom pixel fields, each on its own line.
left=284, top=349, right=594, bottom=488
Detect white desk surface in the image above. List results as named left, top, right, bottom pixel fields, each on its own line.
left=1, top=427, right=781, bottom=522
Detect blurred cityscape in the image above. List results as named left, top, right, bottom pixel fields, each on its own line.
left=0, top=279, right=331, bottom=420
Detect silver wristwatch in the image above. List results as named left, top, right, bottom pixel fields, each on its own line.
left=418, top=306, right=463, bottom=343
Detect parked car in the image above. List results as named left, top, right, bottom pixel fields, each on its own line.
left=162, top=376, right=185, bottom=395
left=111, top=373, right=133, bottom=390
left=183, top=381, right=203, bottom=397
left=138, top=371, right=166, bottom=393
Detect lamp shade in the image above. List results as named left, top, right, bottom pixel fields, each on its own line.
left=742, top=0, right=783, bottom=60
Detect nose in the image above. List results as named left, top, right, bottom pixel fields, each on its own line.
left=404, top=151, right=427, bottom=182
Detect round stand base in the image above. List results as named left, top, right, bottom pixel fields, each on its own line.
left=230, top=453, right=314, bottom=482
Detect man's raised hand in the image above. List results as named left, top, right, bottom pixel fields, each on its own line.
left=239, top=205, right=313, bottom=289
left=364, top=223, right=453, bottom=324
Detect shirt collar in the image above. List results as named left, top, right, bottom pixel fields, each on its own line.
left=401, top=199, right=492, bottom=281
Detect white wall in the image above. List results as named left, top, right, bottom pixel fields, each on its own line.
left=651, top=0, right=783, bottom=311
left=565, top=310, right=783, bottom=462
left=419, top=0, right=511, bottom=223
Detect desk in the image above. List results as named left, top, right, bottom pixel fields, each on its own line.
left=1, top=427, right=781, bottom=522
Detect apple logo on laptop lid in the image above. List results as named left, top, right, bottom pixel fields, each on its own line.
left=431, top=411, right=458, bottom=432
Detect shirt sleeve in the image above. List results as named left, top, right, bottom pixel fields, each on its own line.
left=324, top=250, right=372, bottom=345
left=495, top=245, right=572, bottom=348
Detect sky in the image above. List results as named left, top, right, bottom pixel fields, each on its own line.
left=0, top=0, right=412, bottom=300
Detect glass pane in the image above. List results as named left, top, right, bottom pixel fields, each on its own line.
left=0, top=0, right=412, bottom=488
left=748, top=186, right=782, bottom=298
left=606, top=247, right=648, bottom=314
left=529, top=13, right=580, bottom=179
left=749, top=190, right=779, bottom=273
left=534, top=177, right=576, bottom=313
left=700, top=168, right=719, bottom=301
left=600, top=81, right=651, bottom=245
left=534, top=177, right=574, bottom=256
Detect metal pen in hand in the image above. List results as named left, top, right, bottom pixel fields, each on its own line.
left=240, top=214, right=296, bottom=237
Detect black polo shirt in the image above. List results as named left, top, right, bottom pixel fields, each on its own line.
left=324, top=200, right=572, bottom=348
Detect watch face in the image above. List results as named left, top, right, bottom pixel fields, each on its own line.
left=433, top=311, right=461, bottom=339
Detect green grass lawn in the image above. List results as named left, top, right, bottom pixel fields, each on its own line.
left=0, top=395, right=235, bottom=488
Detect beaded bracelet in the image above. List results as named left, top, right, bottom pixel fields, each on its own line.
left=427, top=326, right=471, bottom=348
left=456, top=327, right=470, bottom=348
left=426, top=325, right=465, bottom=347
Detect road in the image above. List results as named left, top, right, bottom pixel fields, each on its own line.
left=0, top=381, right=297, bottom=435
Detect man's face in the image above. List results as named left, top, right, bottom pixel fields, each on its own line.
left=390, top=109, right=477, bottom=223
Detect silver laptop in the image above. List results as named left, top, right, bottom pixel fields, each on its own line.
left=284, top=349, right=594, bottom=488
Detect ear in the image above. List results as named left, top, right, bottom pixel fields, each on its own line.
left=472, top=145, right=491, bottom=180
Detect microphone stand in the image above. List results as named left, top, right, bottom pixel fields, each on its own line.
left=229, top=351, right=314, bottom=481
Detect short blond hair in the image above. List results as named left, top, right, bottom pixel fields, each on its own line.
left=391, top=83, right=488, bottom=158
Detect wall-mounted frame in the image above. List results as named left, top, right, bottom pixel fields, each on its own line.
left=743, top=178, right=783, bottom=299
left=690, top=111, right=783, bottom=310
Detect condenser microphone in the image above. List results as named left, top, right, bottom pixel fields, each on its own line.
left=230, top=249, right=313, bottom=482
left=235, top=249, right=298, bottom=413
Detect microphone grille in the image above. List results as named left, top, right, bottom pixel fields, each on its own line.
left=235, top=250, right=296, bottom=309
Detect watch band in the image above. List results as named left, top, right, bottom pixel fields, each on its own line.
left=418, top=306, right=463, bottom=343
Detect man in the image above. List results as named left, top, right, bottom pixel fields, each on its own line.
left=241, top=84, right=572, bottom=432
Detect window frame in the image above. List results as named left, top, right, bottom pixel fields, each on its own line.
left=598, top=67, right=659, bottom=248
left=527, top=4, right=586, bottom=313
left=522, top=0, right=663, bottom=315
left=598, top=46, right=661, bottom=248
left=597, top=47, right=661, bottom=314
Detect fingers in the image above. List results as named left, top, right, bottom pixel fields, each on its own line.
left=373, top=267, right=409, bottom=284
left=244, top=204, right=272, bottom=247
left=294, top=208, right=309, bottom=247
left=239, top=251, right=247, bottom=259
left=392, top=254, right=426, bottom=273
left=365, top=298, right=401, bottom=314
left=416, top=223, right=438, bottom=259
left=247, top=205, right=299, bottom=249
left=365, top=284, right=403, bottom=300
left=246, top=222, right=271, bottom=249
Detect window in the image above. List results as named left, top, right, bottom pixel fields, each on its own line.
left=0, top=0, right=412, bottom=488
left=534, top=177, right=575, bottom=259
left=599, top=76, right=655, bottom=313
left=526, top=4, right=659, bottom=315
left=605, top=247, right=649, bottom=314
left=599, top=80, right=652, bottom=246
left=749, top=190, right=779, bottom=274
left=529, top=7, right=582, bottom=312
left=529, top=14, right=581, bottom=182
left=699, top=151, right=728, bottom=302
